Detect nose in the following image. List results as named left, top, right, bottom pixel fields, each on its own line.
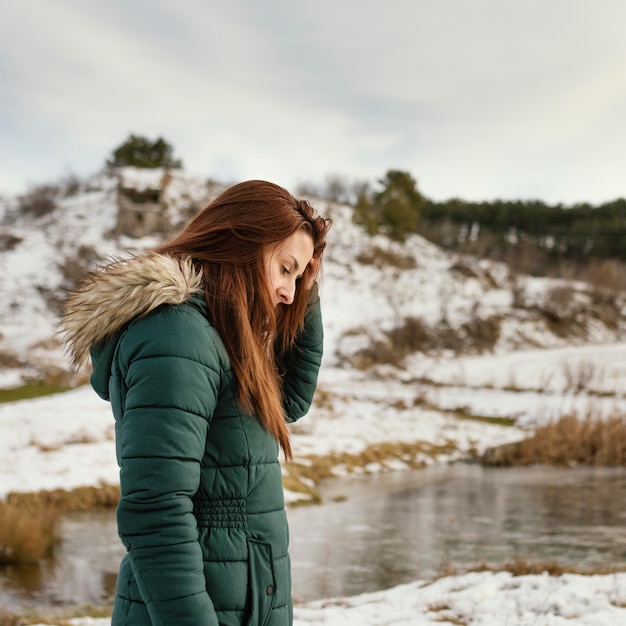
left=278, top=283, right=295, bottom=305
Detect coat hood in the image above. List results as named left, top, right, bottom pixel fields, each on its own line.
left=61, top=253, right=203, bottom=369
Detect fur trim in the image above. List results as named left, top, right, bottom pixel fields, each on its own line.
left=61, top=253, right=203, bottom=369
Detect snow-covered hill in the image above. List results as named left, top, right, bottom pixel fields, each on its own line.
left=2, top=167, right=626, bottom=498
left=1, top=167, right=624, bottom=389
left=3, top=169, right=626, bottom=625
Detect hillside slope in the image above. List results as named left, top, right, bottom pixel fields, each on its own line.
left=1, top=168, right=624, bottom=389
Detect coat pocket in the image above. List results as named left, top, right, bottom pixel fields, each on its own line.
left=245, top=539, right=277, bottom=626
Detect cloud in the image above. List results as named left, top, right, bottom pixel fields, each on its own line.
left=1, top=0, right=626, bottom=203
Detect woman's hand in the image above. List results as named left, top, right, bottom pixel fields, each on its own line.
left=303, top=256, right=319, bottom=292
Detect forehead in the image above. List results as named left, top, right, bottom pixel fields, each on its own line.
left=275, top=229, right=314, bottom=260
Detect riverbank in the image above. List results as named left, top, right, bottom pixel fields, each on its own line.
left=16, top=570, right=626, bottom=625
left=0, top=364, right=529, bottom=504
left=2, top=344, right=626, bottom=624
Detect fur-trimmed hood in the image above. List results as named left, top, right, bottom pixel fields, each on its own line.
left=61, top=253, right=203, bottom=369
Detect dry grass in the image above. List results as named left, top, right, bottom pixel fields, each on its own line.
left=0, top=500, right=60, bottom=565
left=356, top=245, right=417, bottom=269
left=470, top=556, right=622, bottom=577
left=6, top=484, right=120, bottom=512
left=0, top=605, right=111, bottom=626
left=17, top=184, right=58, bottom=218
left=452, top=410, right=516, bottom=428
left=0, top=611, right=22, bottom=626
left=482, top=411, right=626, bottom=467
left=427, top=556, right=625, bottom=586
left=450, top=259, right=499, bottom=289
left=313, top=386, right=336, bottom=412
left=561, top=359, right=597, bottom=393
left=347, top=315, right=502, bottom=369
left=512, top=280, right=624, bottom=341
left=579, top=258, right=626, bottom=292
left=29, top=429, right=105, bottom=453
left=283, top=440, right=460, bottom=503
left=426, top=601, right=469, bottom=625
left=0, top=485, right=119, bottom=568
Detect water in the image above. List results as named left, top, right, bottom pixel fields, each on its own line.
left=289, top=464, right=626, bottom=601
left=2, top=464, right=626, bottom=611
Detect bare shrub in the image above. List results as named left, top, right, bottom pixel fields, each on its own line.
left=589, top=288, right=622, bottom=329
left=579, top=258, right=626, bottom=292
left=418, top=218, right=460, bottom=248
left=542, top=284, right=624, bottom=337
left=561, top=359, right=600, bottom=393
left=313, top=386, right=335, bottom=413
left=347, top=315, right=501, bottom=369
left=61, top=173, right=82, bottom=197
left=356, top=245, right=417, bottom=269
left=459, top=317, right=501, bottom=353
left=0, top=232, right=23, bottom=251
left=350, top=337, right=403, bottom=369
left=511, top=278, right=527, bottom=308
left=501, top=241, right=551, bottom=276
left=18, top=184, right=59, bottom=218
left=342, top=318, right=433, bottom=369
left=512, top=280, right=624, bottom=339
left=58, top=244, right=100, bottom=288
left=0, top=351, right=24, bottom=369
left=449, top=260, right=479, bottom=279
left=545, top=284, right=577, bottom=313
left=450, top=260, right=499, bottom=289
left=541, top=285, right=583, bottom=337
left=387, top=316, right=434, bottom=352
left=482, top=411, right=626, bottom=467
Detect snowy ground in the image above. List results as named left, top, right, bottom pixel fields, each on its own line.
left=2, top=172, right=626, bottom=623
left=3, top=343, right=626, bottom=624
left=28, top=558, right=626, bottom=625
left=4, top=343, right=626, bottom=501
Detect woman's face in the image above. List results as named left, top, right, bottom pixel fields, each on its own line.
left=264, top=229, right=314, bottom=306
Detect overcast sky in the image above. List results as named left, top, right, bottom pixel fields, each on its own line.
left=2, top=0, right=626, bottom=204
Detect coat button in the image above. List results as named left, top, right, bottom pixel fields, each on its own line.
left=266, top=585, right=274, bottom=595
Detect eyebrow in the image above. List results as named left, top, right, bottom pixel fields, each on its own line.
left=287, top=253, right=307, bottom=278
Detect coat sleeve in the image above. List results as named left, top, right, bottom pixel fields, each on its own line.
left=280, top=290, right=324, bottom=423
left=115, top=305, right=222, bottom=626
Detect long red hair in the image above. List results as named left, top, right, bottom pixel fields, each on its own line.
left=155, top=180, right=331, bottom=458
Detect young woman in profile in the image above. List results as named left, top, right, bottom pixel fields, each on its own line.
left=62, top=180, right=331, bottom=626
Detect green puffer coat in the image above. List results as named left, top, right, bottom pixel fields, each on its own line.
left=62, top=254, right=323, bottom=626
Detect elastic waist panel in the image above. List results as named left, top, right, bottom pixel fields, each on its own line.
left=193, top=498, right=248, bottom=529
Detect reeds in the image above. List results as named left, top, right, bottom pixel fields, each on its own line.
left=0, top=610, right=22, bottom=626
left=6, top=484, right=120, bottom=511
left=0, top=484, right=120, bottom=567
left=483, top=410, right=626, bottom=467
left=0, top=500, right=60, bottom=565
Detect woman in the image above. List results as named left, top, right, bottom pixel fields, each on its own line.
left=62, top=180, right=332, bottom=626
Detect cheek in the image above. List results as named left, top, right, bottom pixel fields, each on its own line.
left=266, top=261, right=279, bottom=290
left=263, top=257, right=273, bottom=286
